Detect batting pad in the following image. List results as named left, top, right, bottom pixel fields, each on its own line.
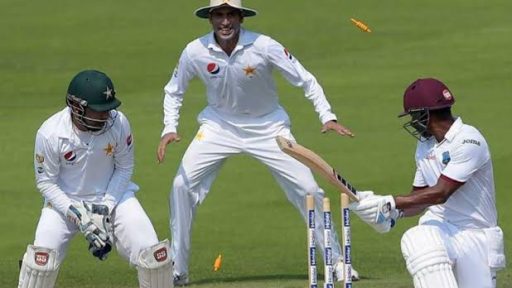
left=18, top=245, right=60, bottom=288
left=401, top=226, right=458, bottom=288
left=136, top=239, right=173, bottom=288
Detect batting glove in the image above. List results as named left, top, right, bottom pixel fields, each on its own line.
left=349, top=191, right=401, bottom=233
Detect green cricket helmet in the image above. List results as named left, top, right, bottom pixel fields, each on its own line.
left=66, top=70, right=121, bottom=133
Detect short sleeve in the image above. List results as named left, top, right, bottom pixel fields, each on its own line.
left=441, top=139, right=489, bottom=183
left=413, top=165, right=427, bottom=187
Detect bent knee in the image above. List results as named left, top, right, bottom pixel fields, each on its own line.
left=401, top=225, right=451, bottom=275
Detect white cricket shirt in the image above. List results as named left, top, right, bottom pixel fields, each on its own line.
left=34, top=107, right=137, bottom=215
left=161, top=28, right=337, bottom=135
left=413, top=117, right=497, bottom=228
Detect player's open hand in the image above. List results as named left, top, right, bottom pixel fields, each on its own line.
left=157, top=132, right=181, bottom=164
left=321, top=120, right=354, bottom=137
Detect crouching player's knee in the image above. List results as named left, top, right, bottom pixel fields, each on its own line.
left=400, top=226, right=457, bottom=288
left=18, top=245, right=61, bottom=288
left=136, top=239, right=174, bottom=288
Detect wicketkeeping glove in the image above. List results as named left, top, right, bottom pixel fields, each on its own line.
left=86, top=203, right=113, bottom=260
left=66, top=202, right=112, bottom=260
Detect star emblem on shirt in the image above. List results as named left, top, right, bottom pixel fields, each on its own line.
left=243, top=65, right=256, bottom=77
left=104, top=143, right=115, bottom=156
left=195, top=131, right=204, bottom=141
left=103, top=86, right=114, bottom=100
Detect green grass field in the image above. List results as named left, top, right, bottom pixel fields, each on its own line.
left=1, top=0, right=511, bottom=287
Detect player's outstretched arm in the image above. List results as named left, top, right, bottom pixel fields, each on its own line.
left=321, top=120, right=354, bottom=137
left=157, top=132, right=181, bottom=164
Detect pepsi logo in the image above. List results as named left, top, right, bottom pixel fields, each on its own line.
left=207, top=63, right=220, bottom=75
left=64, top=151, right=76, bottom=161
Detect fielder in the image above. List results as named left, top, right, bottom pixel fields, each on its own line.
left=349, top=78, right=506, bottom=287
left=19, top=70, right=173, bottom=288
left=156, top=0, right=359, bottom=285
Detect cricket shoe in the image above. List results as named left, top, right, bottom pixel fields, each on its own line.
left=173, top=274, right=189, bottom=286
left=334, top=260, right=360, bottom=282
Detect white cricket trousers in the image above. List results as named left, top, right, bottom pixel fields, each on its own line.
left=169, top=107, right=343, bottom=276
left=417, top=211, right=505, bottom=288
left=32, top=192, right=159, bottom=265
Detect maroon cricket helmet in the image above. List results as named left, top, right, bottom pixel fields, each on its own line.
left=398, top=78, right=455, bottom=117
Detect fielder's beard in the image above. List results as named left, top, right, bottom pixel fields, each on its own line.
left=215, top=26, right=239, bottom=42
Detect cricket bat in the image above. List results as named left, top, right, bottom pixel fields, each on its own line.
left=275, top=136, right=359, bottom=202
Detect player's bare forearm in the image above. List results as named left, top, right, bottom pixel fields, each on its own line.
left=402, top=205, right=428, bottom=217
left=398, top=188, right=428, bottom=216
left=395, top=178, right=463, bottom=210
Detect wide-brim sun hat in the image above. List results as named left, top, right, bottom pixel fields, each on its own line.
left=195, top=0, right=257, bottom=19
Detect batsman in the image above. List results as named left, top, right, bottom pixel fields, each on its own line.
left=18, top=70, right=173, bottom=288
left=349, top=78, right=506, bottom=287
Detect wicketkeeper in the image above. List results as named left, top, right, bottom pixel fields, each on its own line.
left=18, top=70, right=173, bottom=288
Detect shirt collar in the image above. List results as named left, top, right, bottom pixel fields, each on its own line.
left=207, top=28, right=255, bottom=52
left=443, top=117, right=464, bottom=142
left=55, top=107, right=75, bottom=139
